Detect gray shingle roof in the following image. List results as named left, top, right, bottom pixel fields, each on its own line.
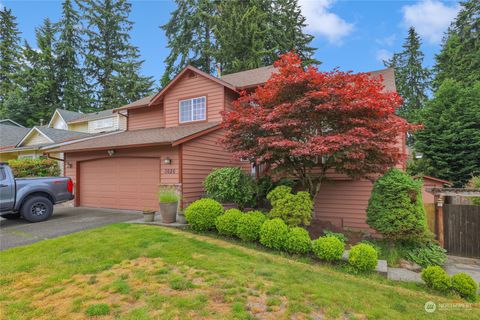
left=0, top=125, right=30, bottom=148
left=36, top=126, right=92, bottom=143
left=57, top=109, right=84, bottom=122
left=49, top=122, right=220, bottom=152
left=67, top=109, right=116, bottom=123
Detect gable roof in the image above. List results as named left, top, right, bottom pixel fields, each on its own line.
left=16, top=126, right=92, bottom=147
left=221, top=65, right=278, bottom=89
left=47, top=122, right=221, bottom=153
left=67, top=109, right=116, bottom=124
left=0, top=119, right=25, bottom=127
left=57, top=109, right=84, bottom=122
left=0, top=124, right=30, bottom=149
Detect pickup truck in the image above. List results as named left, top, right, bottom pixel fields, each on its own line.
left=0, top=163, right=74, bottom=222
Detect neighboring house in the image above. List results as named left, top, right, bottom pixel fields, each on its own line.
left=46, top=63, right=410, bottom=234
left=0, top=119, right=25, bottom=127
left=0, top=124, right=30, bottom=159
left=48, top=108, right=126, bottom=133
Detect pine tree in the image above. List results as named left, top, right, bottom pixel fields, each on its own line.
left=434, top=0, right=480, bottom=89
left=80, top=0, right=153, bottom=110
left=161, top=0, right=216, bottom=86
left=55, top=0, right=91, bottom=112
left=0, top=7, right=23, bottom=117
left=384, top=27, right=430, bottom=123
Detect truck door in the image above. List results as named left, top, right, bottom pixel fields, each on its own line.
left=0, top=166, right=15, bottom=212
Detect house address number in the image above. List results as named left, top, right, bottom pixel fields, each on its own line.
left=164, top=168, right=176, bottom=174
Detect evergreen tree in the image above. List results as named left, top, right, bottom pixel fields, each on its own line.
left=0, top=7, right=22, bottom=117
left=55, top=0, right=91, bottom=112
left=434, top=0, right=480, bottom=89
left=161, top=0, right=216, bottom=86
left=384, top=27, right=430, bottom=123
left=80, top=0, right=153, bottom=110
left=414, top=80, right=480, bottom=186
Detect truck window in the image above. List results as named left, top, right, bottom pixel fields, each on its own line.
left=0, top=167, right=5, bottom=180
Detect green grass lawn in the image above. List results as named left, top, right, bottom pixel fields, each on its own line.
left=0, top=224, right=478, bottom=319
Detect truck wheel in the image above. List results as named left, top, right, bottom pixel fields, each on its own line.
left=21, top=196, right=53, bottom=223
left=0, top=213, right=21, bottom=219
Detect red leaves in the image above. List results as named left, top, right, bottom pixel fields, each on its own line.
left=222, top=52, right=417, bottom=195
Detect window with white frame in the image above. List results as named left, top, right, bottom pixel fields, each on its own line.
left=179, top=96, right=206, bottom=123
left=93, top=118, right=114, bottom=129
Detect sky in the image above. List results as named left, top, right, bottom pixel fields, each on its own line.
left=2, top=0, right=461, bottom=85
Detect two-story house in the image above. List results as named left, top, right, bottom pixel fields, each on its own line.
left=47, top=64, right=424, bottom=232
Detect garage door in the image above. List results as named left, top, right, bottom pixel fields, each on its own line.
left=79, top=157, right=160, bottom=210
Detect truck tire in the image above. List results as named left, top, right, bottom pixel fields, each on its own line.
left=20, top=196, right=53, bottom=223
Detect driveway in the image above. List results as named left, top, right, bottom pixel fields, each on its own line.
left=0, top=207, right=143, bottom=250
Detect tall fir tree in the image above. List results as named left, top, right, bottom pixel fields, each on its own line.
left=161, top=0, right=216, bottom=86
left=434, top=0, right=480, bottom=89
left=0, top=7, right=23, bottom=117
left=55, top=0, right=91, bottom=112
left=384, top=27, right=430, bottom=123
left=80, top=0, right=153, bottom=110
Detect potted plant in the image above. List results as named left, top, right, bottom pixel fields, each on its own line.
left=158, top=186, right=180, bottom=223
left=142, top=208, right=156, bottom=222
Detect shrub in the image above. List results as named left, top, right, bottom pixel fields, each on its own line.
left=285, top=227, right=312, bottom=254
left=366, top=168, right=429, bottom=242
left=256, top=176, right=295, bottom=206
left=259, top=218, right=288, bottom=250
left=158, top=186, right=180, bottom=203
left=348, top=243, right=378, bottom=272
left=185, top=198, right=224, bottom=231
left=204, top=167, right=256, bottom=208
left=323, top=230, right=348, bottom=243
left=236, top=210, right=267, bottom=242
left=312, top=236, right=344, bottom=262
left=8, top=158, right=60, bottom=177
left=215, top=209, right=243, bottom=237
left=421, top=266, right=451, bottom=292
left=451, top=273, right=478, bottom=302
left=85, top=303, right=110, bottom=316
left=466, top=176, right=480, bottom=205
left=404, top=242, right=447, bottom=268
left=267, top=186, right=313, bottom=227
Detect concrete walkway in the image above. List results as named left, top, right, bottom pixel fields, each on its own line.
left=444, top=255, right=480, bottom=283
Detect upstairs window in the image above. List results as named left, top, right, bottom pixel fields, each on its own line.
left=93, top=118, right=114, bottom=130
left=179, top=96, right=206, bottom=123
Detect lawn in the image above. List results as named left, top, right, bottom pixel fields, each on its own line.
left=0, top=224, right=477, bottom=319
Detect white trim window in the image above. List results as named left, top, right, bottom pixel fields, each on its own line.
left=93, top=118, right=114, bottom=129
left=179, top=96, right=206, bottom=123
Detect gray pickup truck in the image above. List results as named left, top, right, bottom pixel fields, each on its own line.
left=0, top=163, right=74, bottom=222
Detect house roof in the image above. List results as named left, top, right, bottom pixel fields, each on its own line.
left=221, top=65, right=278, bottom=89
left=114, top=94, right=156, bottom=111
left=56, top=109, right=84, bottom=122
left=67, top=109, right=116, bottom=123
left=35, top=126, right=92, bottom=143
left=0, top=124, right=30, bottom=149
left=47, top=122, right=221, bottom=153
left=0, top=119, right=25, bottom=127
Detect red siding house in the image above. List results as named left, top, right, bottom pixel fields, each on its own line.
left=47, top=64, right=417, bottom=232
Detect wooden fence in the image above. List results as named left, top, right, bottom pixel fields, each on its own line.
left=443, top=204, right=480, bottom=258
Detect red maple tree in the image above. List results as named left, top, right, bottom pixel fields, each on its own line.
left=222, top=52, right=417, bottom=198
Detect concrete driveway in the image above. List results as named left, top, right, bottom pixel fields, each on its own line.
left=0, top=207, right=143, bottom=250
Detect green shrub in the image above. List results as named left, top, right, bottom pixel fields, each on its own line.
left=466, top=176, right=480, bottom=205
left=158, top=186, right=180, bottom=203
left=8, top=158, right=60, bottom=177
left=366, top=168, right=429, bottom=241
left=185, top=198, right=224, bottom=231
left=285, top=227, right=312, bottom=254
left=236, top=210, right=267, bottom=242
left=204, top=167, right=256, bottom=208
left=312, top=236, right=344, bottom=262
left=323, top=230, right=348, bottom=243
left=348, top=243, right=378, bottom=272
left=451, top=273, right=478, bottom=302
left=421, top=266, right=451, bottom=292
left=259, top=218, right=288, bottom=250
left=85, top=303, right=110, bottom=316
left=404, top=242, right=447, bottom=268
left=255, top=176, right=295, bottom=206
left=215, top=209, right=243, bottom=237
left=267, top=186, right=313, bottom=227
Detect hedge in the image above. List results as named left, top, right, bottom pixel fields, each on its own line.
left=8, top=158, right=60, bottom=177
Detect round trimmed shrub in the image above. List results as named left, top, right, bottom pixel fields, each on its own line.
left=259, top=218, right=288, bottom=250
left=267, top=186, right=313, bottom=227
left=348, top=243, right=378, bottom=272
left=366, top=168, right=429, bottom=241
left=204, top=167, right=256, bottom=208
left=312, top=236, right=344, bottom=262
left=285, top=227, right=311, bottom=254
left=421, top=266, right=451, bottom=292
left=451, top=273, right=478, bottom=302
left=215, top=209, right=243, bottom=237
left=236, top=210, right=267, bottom=242
left=185, top=198, right=224, bottom=231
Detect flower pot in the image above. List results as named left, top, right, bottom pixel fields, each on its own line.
left=160, top=202, right=178, bottom=223
left=143, top=211, right=156, bottom=222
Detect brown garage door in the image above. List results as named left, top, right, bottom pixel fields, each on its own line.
left=79, top=157, right=160, bottom=210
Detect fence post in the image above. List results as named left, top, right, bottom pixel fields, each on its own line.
left=435, top=196, right=445, bottom=248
